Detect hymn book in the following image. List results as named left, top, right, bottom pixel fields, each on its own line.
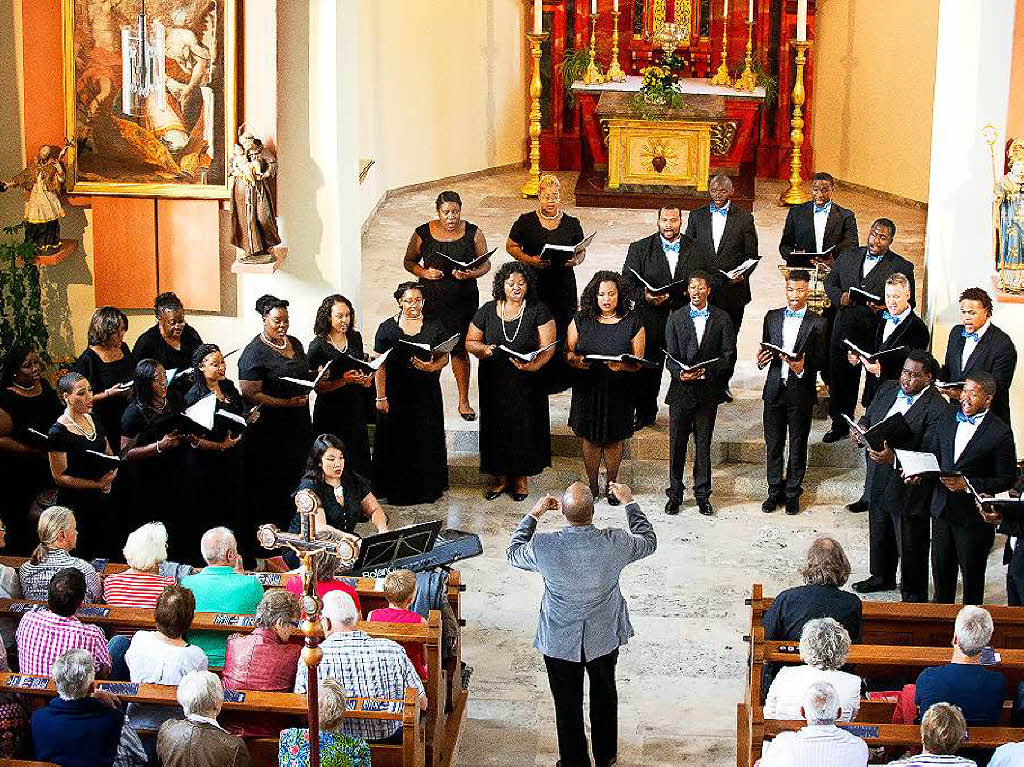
left=843, top=339, right=907, bottom=363
left=893, top=449, right=941, bottom=478
left=436, top=247, right=496, bottom=271
left=787, top=245, right=835, bottom=267
left=540, top=232, right=596, bottom=265
left=399, top=333, right=461, bottom=360
left=629, top=269, right=688, bottom=301
left=583, top=353, right=658, bottom=368
left=663, top=350, right=721, bottom=374
left=849, top=286, right=883, bottom=305
left=495, top=342, right=557, bottom=363
left=281, top=359, right=335, bottom=389
left=340, top=348, right=391, bottom=375
left=843, top=412, right=912, bottom=452
left=759, top=342, right=801, bottom=362
left=936, top=380, right=966, bottom=390
left=719, top=259, right=760, bottom=280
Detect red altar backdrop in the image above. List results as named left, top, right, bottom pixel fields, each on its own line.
left=530, top=0, right=816, bottom=181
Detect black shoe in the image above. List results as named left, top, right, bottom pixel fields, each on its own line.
left=484, top=487, right=506, bottom=500
left=511, top=492, right=528, bottom=502
left=822, top=426, right=850, bottom=443
left=724, top=386, right=734, bottom=403
left=634, top=414, right=656, bottom=431
left=762, top=495, right=783, bottom=513
left=607, top=491, right=621, bottom=507
left=846, top=499, right=869, bottom=513
left=853, top=576, right=897, bottom=594
left=665, top=498, right=682, bottom=515
left=698, top=499, right=714, bottom=516
left=785, top=496, right=801, bottom=515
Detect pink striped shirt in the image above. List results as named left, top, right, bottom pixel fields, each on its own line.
left=102, top=571, right=176, bottom=608
left=15, top=609, right=112, bottom=677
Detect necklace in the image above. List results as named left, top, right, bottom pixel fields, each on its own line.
left=260, top=332, right=287, bottom=351
left=538, top=209, right=562, bottom=222
left=10, top=380, right=38, bottom=393
left=327, top=334, right=349, bottom=354
left=499, top=301, right=526, bottom=343
left=64, top=413, right=97, bottom=441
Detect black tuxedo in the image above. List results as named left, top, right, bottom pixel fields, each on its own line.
left=995, top=507, right=1024, bottom=606
left=926, top=408, right=1016, bottom=604
left=823, top=247, right=916, bottom=428
left=664, top=305, right=735, bottom=502
left=861, top=383, right=949, bottom=601
left=622, top=232, right=705, bottom=423
left=860, top=310, right=930, bottom=407
left=779, top=201, right=859, bottom=266
left=760, top=308, right=828, bottom=498
left=684, top=204, right=759, bottom=335
left=941, top=323, right=1017, bottom=431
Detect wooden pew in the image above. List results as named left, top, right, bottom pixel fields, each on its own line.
left=0, top=673, right=424, bottom=767
left=763, top=719, right=1024, bottom=748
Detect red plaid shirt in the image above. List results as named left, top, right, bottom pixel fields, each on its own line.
left=15, top=609, right=112, bottom=677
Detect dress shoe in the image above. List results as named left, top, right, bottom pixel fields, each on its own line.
left=484, top=487, right=506, bottom=500
left=853, top=576, right=897, bottom=594
left=665, top=498, right=682, bottom=515
left=724, top=386, right=734, bottom=403
left=762, top=496, right=783, bottom=513
left=822, top=426, right=850, bottom=443
left=511, top=492, right=529, bottom=502
left=607, top=491, right=621, bottom=507
left=697, top=499, right=714, bottom=516
left=846, top=499, right=869, bottom=513
left=784, top=496, right=801, bottom=515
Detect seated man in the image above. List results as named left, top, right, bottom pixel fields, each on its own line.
left=991, top=735, right=1024, bottom=766
left=18, top=506, right=101, bottom=603
left=294, top=590, right=426, bottom=743
left=886, top=702, right=976, bottom=766
left=16, top=567, right=111, bottom=677
left=914, top=606, right=1005, bottom=725
left=181, top=527, right=262, bottom=666
left=758, top=681, right=868, bottom=767
left=157, top=670, right=253, bottom=767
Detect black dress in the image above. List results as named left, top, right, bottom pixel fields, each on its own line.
left=131, top=324, right=204, bottom=404
left=282, top=473, right=372, bottom=569
left=568, top=313, right=644, bottom=444
left=472, top=300, right=553, bottom=477
left=237, top=336, right=314, bottom=557
left=307, top=334, right=372, bottom=478
left=73, top=344, right=135, bottom=448
left=0, top=383, right=62, bottom=555
left=411, top=222, right=482, bottom=359
left=181, top=380, right=246, bottom=567
left=46, top=419, right=116, bottom=559
left=371, top=317, right=448, bottom=506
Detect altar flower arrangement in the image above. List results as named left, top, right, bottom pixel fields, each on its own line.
left=638, top=64, right=687, bottom=108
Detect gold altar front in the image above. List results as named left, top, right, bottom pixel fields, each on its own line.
left=606, top=118, right=711, bottom=190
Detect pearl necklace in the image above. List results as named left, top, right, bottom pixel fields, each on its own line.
left=64, top=413, right=97, bottom=441
left=9, top=380, right=38, bottom=392
left=260, top=332, right=287, bottom=350
left=327, top=334, right=349, bottom=354
left=538, top=209, right=562, bottom=222
left=499, top=301, right=525, bottom=343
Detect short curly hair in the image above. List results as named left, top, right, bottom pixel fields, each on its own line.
left=800, top=537, right=851, bottom=587
left=798, top=618, right=851, bottom=671
left=578, top=270, right=629, bottom=319
left=491, top=261, right=536, bottom=303
left=959, top=287, right=993, bottom=315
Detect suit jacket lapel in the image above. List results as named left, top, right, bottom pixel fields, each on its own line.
left=793, top=313, right=812, bottom=355
left=955, top=414, right=995, bottom=468
left=822, top=204, right=841, bottom=246
left=880, top=311, right=911, bottom=349
left=963, top=329, right=992, bottom=372
left=716, top=207, right=737, bottom=256
left=696, top=311, right=717, bottom=357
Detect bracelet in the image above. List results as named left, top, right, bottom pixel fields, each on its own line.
left=376, top=396, right=387, bottom=402
left=155, top=442, right=163, bottom=454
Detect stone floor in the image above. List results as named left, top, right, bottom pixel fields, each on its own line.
left=359, top=170, right=1006, bottom=767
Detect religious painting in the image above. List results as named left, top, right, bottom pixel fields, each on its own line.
left=62, top=0, right=236, bottom=198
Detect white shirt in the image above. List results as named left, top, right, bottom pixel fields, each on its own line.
left=953, top=411, right=986, bottom=463
left=764, top=665, right=862, bottom=722
left=961, top=320, right=990, bottom=369
left=882, top=306, right=913, bottom=343
left=781, top=308, right=806, bottom=382
left=691, top=303, right=709, bottom=346
left=711, top=201, right=730, bottom=252
left=126, top=630, right=209, bottom=685
left=862, top=249, right=885, bottom=278
left=186, top=713, right=227, bottom=732
left=661, top=235, right=680, bottom=276
left=884, top=387, right=924, bottom=420
left=813, top=202, right=831, bottom=254
left=989, top=741, right=1024, bottom=767
left=760, top=724, right=868, bottom=767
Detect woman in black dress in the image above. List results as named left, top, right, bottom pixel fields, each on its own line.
left=131, top=292, right=204, bottom=404
left=404, top=191, right=492, bottom=421
left=566, top=271, right=646, bottom=505
left=73, top=306, right=135, bottom=449
left=372, top=282, right=450, bottom=506
left=466, top=262, right=557, bottom=501
left=182, top=344, right=250, bottom=565
left=282, top=434, right=388, bottom=569
left=238, top=295, right=315, bottom=557
left=0, top=346, right=62, bottom=554
left=47, top=372, right=119, bottom=558
left=307, top=295, right=373, bottom=478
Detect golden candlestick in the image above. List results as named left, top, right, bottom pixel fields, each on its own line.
left=734, top=20, right=757, bottom=91
left=779, top=40, right=812, bottom=206
left=605, top=10, right=626, bottom=82
left=709, top=12, right=732, bottom=87
left=582, top=13, right=604, bottom=85
left=521, top=32, right=549, bottom=198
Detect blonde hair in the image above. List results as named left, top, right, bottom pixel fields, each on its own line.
left=384, top=569, right=417, bottom=606
left=32, top=506, right=75, bottom=565
left=320, top=678, right=349, bottom=731
left=538, top=174, right=561, bottom=194
left=921, top=702, right=967, bottom=755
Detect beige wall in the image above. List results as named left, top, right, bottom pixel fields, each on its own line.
left=811, top=0, right=939, bottom=202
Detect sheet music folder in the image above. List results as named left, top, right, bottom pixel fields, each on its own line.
left=345, top=520, right=443, bottom=574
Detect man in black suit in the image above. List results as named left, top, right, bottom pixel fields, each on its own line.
left=684, top=174, right=758, bottom=397
left=979, top=484, right=1024, bottom=606
left=622, top=206, right=705, bottom=429
left=851, top=351, right=949, bottom=602
left=663, top=272, right=736, bottom=517
left=822, top=218, right=916, bottom=443
left=778, top=172, right=859, bottom=267
left=926, top=372, right=1017, bottom=605
left=939, top=287, right=1017, bottom=432
left=757, top=270, right=828, bottom=515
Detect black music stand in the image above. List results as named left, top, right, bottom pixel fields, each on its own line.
left=346, top=520, right=443, bottom=574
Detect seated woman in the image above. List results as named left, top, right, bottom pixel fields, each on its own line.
left=284, top=529, right=363, bottom=613
left=0, top=516, right=21, bottom=656
left=278, top=678, right=371, bottom=767
left=222, top=590, right=303, bottom=738
left=0, top=632, right=28, bottom=759
left=18, top=505, right=101, bottom=603
left=103, top=522, right=177, bottom=608
left=764, top=617, right=862, bottom=722
left=367, top=569, right=426, bottom=680
left=157, top=670, right=252, bottom=767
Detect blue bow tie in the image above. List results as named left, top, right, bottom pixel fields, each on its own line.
left=865, top=252, right=882, bottom=262
left=663, top=239, right=680, bottom=253
left=883, top=311, right=901, bottom=324
left=813, top=203, right=830, bottom=214
left=710, top=204, right=728, bottom=216
left=689, top=307, right=709, bottom=319
left=962, top=330, right=980, bottom=342
left=784, top=308, right=805, bottom=319
left=956, top=411, right=979, bottom=425
left=898, top=391, right=915, bottom=405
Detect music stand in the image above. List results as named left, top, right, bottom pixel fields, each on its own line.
left=346, top=520, right=443, bottom=574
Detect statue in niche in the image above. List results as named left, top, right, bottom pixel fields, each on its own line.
left=0, top=142, right=73, bottom=254
left=995, top=138, right=1024, bottom=293
left=230, top=127, right=282, bottom=264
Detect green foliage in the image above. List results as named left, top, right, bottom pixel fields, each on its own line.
left=0, top=223, right=50, bottom=364
left=558, top=48, right=592, bottom=108
left=733, top=57, right=778, bottom=107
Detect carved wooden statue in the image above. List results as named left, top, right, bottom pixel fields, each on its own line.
left=0, top=142, right=72, bottom=253
left=230, top=129, right=282, bottom=264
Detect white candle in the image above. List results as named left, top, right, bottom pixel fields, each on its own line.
left=796, top=0, right=807, bottom=41
left=613, top=0, right=619, bottom=11
left=533, top=0, right=542, bottom=34
left=723, top=0, right=728, bottom=16
left=592, top=0, right=597, bottom=14
left=748, top=0, right=754, bottom=22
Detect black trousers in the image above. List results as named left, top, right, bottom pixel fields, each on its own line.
left=543, top=649, right=619, bottom=767
left=1008, top=542, right=1024, bottom=607
left=763, top=385, right=813, bottom=498
left=869, top=498, right=931, bottom=601
left=668, top=402, right=719, bottom=501
left=827, top=341, right=863, bottom=428
left=931, top=517, right=995, bottom=605
left=634, top=357, right=664, bottom=424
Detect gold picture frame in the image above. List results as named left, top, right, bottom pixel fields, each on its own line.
left=62, top=0, right=237, bottom=198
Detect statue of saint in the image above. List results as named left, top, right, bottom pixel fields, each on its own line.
left=996, top=138, right=1024, bottom=292
left=0, top=142, right=71, bottom=253
left=230, top=129, right=282, bottom=264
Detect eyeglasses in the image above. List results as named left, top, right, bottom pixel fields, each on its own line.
left=401, top=298, right=425, bottom=306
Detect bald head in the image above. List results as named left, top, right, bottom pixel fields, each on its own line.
left=561, top=482, right=594, bottom=526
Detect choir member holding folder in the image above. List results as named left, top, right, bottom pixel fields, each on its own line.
left=47, top=372, right=119, bottom=558
left=74, top=306, right=135, bottom=449
left=663, top=273, right=735, bottom=516
left=778, top=172, right=858, bottom=268
left=372, top=282, right=450, bottom=506
left=467, top=262, right=557, bottom=501
left=131, top=292, right=203, bottom=404
left=822, top=218, right=915, bottom=443
left=307, top=295, right=373, bottom=478
left=238, top=295, right=315, bottom=556
left=622, top=205, right=704, bottom=428
left=978, top=488, right=1024, bottom=606
left=850, top=351, right=948, bottom=602
left=566, top=271, right=645, bottom=504
left=405, top=191, right=492, bottom=421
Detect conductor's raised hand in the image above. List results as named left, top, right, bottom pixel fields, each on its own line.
left=607, top=482, right=633, bottom=505
left=530, top=494, right=560, bottom=519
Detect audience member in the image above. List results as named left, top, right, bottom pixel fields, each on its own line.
left=0, top=516, right=22, bottom=653
left=368, top=568, right=427, bottom=680
left=283, top=528, right=363, bottom=612
left=103, top=521, right=176, bottom=607
left=914, top=606, right=1006, bottom=726
left=181, top=527, right=262, bottom=666
left=758, top=681, right=868, bottom=767
left=0, top=632, right=28, bottom=758
left=990, top=737, right=1024, bottom=766
left=278, top=678, right=372, bottom=767
left=886, top=702, right=976, bottom=766
left=294, top=590, right=426, bottom=743
left=764, top=618, right=862, bottom=722
left=157, top=670, right=253, bottom=767
left=18, top=505, right=101, bottom=602
left=17, top=566, right=111, bottom=676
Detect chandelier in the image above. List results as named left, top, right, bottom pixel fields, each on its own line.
left=121, top=0, right=166, bottom=116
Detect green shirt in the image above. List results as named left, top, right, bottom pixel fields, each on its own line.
left=181, top=566, right=263, bottom=666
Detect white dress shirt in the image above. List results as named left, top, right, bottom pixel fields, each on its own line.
left=862, top=250, right=883, bottom=278
left=990, top=740, right=1024, bottom=767
left=185, top=712, right=227, bottom=731
left=691, top=303, right=709, bottom=346
left=759, top=724, right=869, bottom=767
left=764, top=665, right=862, bottom=722
left=882, top=306, right=913, bottom=343
left=953, top=411, right=986, bottom=463
left=661, top=235, right=680, bottom=276
left=884, top=387, right=924, bottom=420
left=813, top=202, right=831, bottom=254
left=781, top=308, right=806, bottom=381
left=711, top=201, right=730, bottom=252
left=961, top=320, right=989, bottom=369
